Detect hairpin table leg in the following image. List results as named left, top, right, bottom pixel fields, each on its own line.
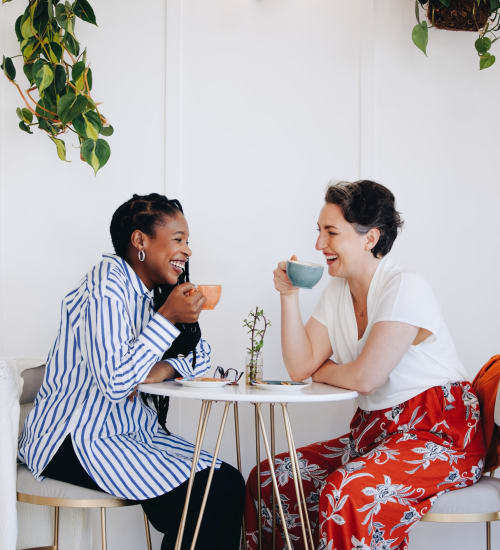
left=174, top=400, right=212, bottom=550
left=256, top=403, right=292, bottom=550
left=189, top=402, right=231, bottom=550
left=234, top=403, right=246, bottom=550
left=254, top=404, right=262, bottom=550
left=270, top=403, right=276, bottom=550
left=282, top=404, right=314, bottom=549
left=281, top=404, right=310, bottom=550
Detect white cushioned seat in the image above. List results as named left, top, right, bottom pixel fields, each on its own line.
left=19, top=364, right=45, bottom=405
left=427, top=477, right=500, bottom=515
left=15, top=360, right=152, bottom=550
left=17, top=464, right=129, bottom=505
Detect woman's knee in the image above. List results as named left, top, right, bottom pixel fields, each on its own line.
left=216, top=463, right=245, bottom=503
left=319, top=465, right=369, bottom=514
left=227, top=463, right=245, bottom=493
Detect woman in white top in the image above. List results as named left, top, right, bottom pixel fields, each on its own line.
left=245, top=180, right=485, bottom=550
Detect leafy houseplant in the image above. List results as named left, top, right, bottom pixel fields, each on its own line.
left=243, top=307, right=271, bottom=385
left=412, top=0, right=500, bottom=70
left=1, top=0, right=113, bottom=173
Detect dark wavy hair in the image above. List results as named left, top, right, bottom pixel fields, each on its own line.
left=110, top=193, right=201, bottom=434
left=325, top=180, right=404, bottom=258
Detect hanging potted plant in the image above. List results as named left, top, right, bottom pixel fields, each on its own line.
left=412, top=0, right=500, bottom=69
left=1, top=0, right=113, bottom=173
left=243, top=307, right=271, bottom=386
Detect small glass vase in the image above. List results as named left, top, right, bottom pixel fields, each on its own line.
left=245, top=350, right=263, bottom=386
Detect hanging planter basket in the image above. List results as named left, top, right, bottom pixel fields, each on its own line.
left=427, top=0, right=490, bottom=31
left=413, top=0, right=500, bottom=69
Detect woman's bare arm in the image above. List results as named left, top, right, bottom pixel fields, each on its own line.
left=275, top=257, right=333, bottom=381
left=312, top=321, right=419, bottom=393
left=280, top=293, right=333, bottom=380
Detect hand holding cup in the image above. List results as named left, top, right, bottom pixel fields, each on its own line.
left=274, top=255, right=299, bottom=295
left=159, top=283, right=206, bottom=324
left=286, top=259, right=324, bottom=289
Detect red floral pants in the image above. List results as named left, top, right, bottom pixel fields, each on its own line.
left=245, top=383, right=485, bottom=550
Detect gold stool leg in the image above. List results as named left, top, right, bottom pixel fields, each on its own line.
left=143, top=511, right=152, bottom=550
left=100, top=507, right=107, bottom=550
left=486, top=520, right=491, bottom=550
left=53, top=506, right=59, bottom=550
left=19, top=506, right=59, bottom=550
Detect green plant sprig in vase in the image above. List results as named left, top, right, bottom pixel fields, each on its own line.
left=1, top=0, right=113, bottom=173
left=243, top=307, right=271, bottom=385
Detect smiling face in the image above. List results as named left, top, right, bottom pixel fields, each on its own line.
left=315, top=203, right=380, bottom=279
left=130, top=211, right=192, bottom=288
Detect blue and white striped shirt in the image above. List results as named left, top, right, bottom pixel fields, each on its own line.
left=18, top=254, right=215, bottom=500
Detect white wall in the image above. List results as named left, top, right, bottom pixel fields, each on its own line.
left=1, top=0, right=498, bottom=548
left=1, top=1, right=168, bottom=548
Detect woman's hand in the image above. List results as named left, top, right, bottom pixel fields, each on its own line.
left=158, top=283, right=206, bottom=324
left=311, top=370, right=321, bottom=383
left=309, top=322, right=419, bottom=393
left=143, top=361, right=176, bottom=384
left=128, top=361, right=176, bottom=401
left=273, top=255, right=299, bottom=296
left=311, top=360, right=336, bottom=384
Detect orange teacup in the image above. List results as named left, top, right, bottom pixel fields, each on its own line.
left=198, top=285, right=222, bottom=310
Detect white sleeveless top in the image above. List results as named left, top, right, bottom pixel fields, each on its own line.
left=312, top=256, right=467, bottom=411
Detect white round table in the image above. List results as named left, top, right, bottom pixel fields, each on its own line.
left=140, top=380, right=358, bottom=403
left=138, top=381, right=358, bottom=550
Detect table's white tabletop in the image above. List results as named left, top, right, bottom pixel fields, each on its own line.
left=138, top=380, right=358, bottom=404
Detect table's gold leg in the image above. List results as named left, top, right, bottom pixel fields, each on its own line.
left=282, top=404, right=314, bottom=549
left=189, top=401, right=231, bottom=550
left=270, top=404, right=276, bottom=550
left=174, top=400, right=212, bottom=550
left=234, top=403, right=246, bottom=550
left=255, top=405, right=262, bottom=550
left=281, top=404, right=310, bottom=550
left=255, top=404, right=293, bottom=550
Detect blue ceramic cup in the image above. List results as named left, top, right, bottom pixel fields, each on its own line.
left=286, top=260, right=324, bottom=289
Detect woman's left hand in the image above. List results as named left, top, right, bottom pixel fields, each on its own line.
left=311, top=361, right=335, bottom=384
left=143, top=361, right=175, bottom=384
left=127, top=362, right=176, bottom=401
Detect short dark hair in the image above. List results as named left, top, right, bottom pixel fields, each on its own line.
left=110, top=193, right=183, bottom=259
left=324, top=180, right=403, bottom=258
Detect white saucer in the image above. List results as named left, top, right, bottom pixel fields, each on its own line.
left=175, top=377, right=230, bottom=388
left=251, top=380, right=311, bottom=391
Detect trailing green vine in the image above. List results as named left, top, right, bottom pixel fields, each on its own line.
left=413, top=0, right=500, bottom=70
left=1, top=0, right=112, bottom=174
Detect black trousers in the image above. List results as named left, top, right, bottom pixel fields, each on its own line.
left=42, top=435, right=245, bottom=550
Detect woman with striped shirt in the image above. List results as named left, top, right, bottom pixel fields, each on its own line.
left=18, top=194, right=245, bottom=550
